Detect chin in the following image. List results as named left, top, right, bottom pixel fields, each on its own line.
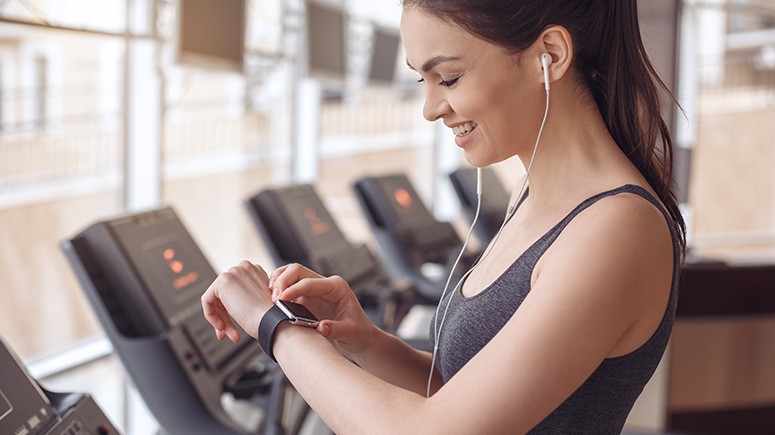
left=463, top=152, right=492, bottom=169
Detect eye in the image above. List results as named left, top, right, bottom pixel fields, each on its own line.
left=416, top=77, right=425, bottom=83
left=439, top=77, right=460, bottom=88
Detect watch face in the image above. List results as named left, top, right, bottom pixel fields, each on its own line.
left=275, top=300, right=319, bottom=326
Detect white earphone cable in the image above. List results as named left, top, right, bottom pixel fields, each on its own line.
left=426, top=84, right=550, bottom=398
left=426, top=186, right=482, bottom=397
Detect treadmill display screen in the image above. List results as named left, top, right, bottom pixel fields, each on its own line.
left=109, top=210, right=215, bottom=321
left=154, top=242, right=201, bottom=292
left=0, top=339, right=56, bottom=435
left=380, top=176, right=429, bottom=223
left=280, top=188, right=350, bottom=255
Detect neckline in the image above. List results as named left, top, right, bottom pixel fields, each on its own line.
left=458, top=184, right=656, bottom=301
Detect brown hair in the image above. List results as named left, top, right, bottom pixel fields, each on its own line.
left=403, top=0, right=686, bottom=248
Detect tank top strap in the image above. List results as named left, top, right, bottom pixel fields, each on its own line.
left=536, top=184, right=667, bottom=251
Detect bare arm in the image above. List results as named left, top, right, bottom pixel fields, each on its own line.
left=348, top=326, right=442, bottom=396
left=203, top=194, right=673, bottom=434
left=269, top=267, right=443, bottom=396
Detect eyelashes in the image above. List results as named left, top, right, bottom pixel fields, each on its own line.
left=416, top=76, right=461, bottom=88
left=439, top=77, right=460, bottom=87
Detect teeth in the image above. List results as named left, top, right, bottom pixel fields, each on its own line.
left=453, top=122, right=477, bottom=137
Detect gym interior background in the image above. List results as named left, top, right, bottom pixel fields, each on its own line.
left=1, top=0, right=774, bottom=434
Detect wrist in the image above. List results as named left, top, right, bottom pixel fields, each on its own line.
left=258, top=300, right=321, bottom=362
left=257, top=304, right=291, bottom=362
left=348, top=323, right=385, bottom=364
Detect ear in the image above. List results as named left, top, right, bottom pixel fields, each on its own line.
left=534, top=25, right=573, bottom=88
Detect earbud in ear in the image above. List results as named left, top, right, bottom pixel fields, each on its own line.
left=540, top=52, right=551, bottom=91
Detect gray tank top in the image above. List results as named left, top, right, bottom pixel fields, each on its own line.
left=430, top=184, right=681, bottom=433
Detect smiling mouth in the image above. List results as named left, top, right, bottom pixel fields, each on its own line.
left=452, top=122, right=477, bottom=137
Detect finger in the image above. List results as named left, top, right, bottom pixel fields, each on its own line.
left=201, top=287, right=227, bottom=330
left=201, top=281, right=243, bottom=341
left=316, top=319, right=360, bottom=347
left=271, top=263, right=313, bottom=295
left=278, top=275, right=341, bottom=302
left=213, top=321, right=241, bottom=343
left=269, top=263, right=299, bottom=288
left=268, top=264, right=289, bottom=290
left=317, top=320, right=332, bottom=337
left=203, top=300, right=240, bottom=341
left=223, top=325, right=242, bottom=343
left=205, top=306, right=240, bottom=342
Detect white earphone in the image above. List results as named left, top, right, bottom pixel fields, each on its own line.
left=541, top=52, right=552, bottom=91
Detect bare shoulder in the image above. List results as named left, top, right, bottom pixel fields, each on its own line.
left=540, top=187, right=674, bottom=284
left=548, top=188, right=672, bottom=262
left=535, top=187, right=675, bottom=353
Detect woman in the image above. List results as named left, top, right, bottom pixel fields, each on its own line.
left=202, top=0, right=686, bottom=432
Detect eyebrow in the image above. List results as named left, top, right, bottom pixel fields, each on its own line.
left=406, top=55, right=462, bottom=73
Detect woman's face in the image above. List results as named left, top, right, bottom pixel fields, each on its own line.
left=400, top=7, right=546, bottom=167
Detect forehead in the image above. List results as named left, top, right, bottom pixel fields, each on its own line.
left=400, top=8, right=486, bottom=69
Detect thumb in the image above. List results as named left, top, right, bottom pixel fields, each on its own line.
left=317, top=319, right=334, bottom=338
left=316, top=319, right=354, bottom=342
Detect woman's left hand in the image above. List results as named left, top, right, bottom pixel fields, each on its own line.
left=201, top=260, right=272, bottom=342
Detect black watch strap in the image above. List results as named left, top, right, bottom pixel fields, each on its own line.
left=258, top=304, right=290, bottom=362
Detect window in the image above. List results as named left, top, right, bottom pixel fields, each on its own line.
left=33, top=55, right=46, bottom=130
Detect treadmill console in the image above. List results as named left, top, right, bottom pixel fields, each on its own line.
left=246, top=184, right=387, bottom=292
left=353, top=174, right=464, bottom=302
left=0, top=335, right=119, bottom=435
left=355, top=174, right=461, bottom=265
left=246, top=185, right=405, bottom=328
left=62, top=207, right=277, bottom=435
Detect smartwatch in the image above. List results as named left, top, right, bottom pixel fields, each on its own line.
left=258, top=300, right=319, bottom=362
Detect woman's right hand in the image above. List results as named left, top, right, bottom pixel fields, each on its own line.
left=269, top=263, right=376, bottom=358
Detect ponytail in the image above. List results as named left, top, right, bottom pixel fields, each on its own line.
left=587, top=0, right=686, bottom=250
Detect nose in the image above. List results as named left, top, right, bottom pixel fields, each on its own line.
left=422, top=88, right=452, bottom=122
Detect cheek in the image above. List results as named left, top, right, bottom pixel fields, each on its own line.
left=476, top=94, right=524, bottom=147
left=484, top=85, right=544, bottom=150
